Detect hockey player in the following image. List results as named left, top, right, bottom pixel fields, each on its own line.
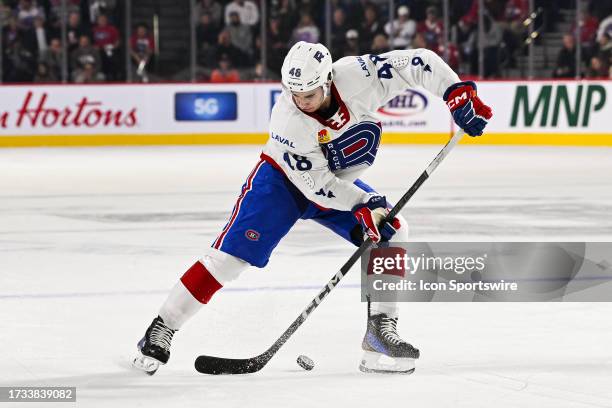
left=133, top=41, right=492, bottom=375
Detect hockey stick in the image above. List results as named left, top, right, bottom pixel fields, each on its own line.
left=195, top=128, right=465, bottom=374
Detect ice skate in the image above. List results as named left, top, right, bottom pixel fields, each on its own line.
left=132, top=316, right=176, bottom=375
left=359, top=312, right=420, bottom=374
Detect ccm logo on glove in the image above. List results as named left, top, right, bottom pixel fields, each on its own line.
left=443, top=81, right=493, bottom=137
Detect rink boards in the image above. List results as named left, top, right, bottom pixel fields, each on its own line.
left=0, top=80, right=610, bottom=147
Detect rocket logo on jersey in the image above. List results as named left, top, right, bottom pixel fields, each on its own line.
left=321, top=121, right=382, bottom=171
left=318, top=129, right=331, bottom=143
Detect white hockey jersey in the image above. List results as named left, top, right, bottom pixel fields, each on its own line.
left=261, top=48, right=460, bottom=211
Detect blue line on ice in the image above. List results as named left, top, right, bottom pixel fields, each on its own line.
left=0, top=283, right=362, bottom=300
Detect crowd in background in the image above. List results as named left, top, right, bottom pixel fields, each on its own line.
left=1, top=0, right=155, bottom=82
left=553, top=7, right=612, bottom=78
left=1, top=0, right=611, bottom=83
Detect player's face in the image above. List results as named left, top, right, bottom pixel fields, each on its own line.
left=291, top=87, right=324, bottom=112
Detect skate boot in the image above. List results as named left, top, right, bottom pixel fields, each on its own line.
left=359, top=312, right=420, bottom=374
left=132, top=316, right=176, bottom=375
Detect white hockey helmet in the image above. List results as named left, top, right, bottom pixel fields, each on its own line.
left=281, top=41, right=333, bottom=94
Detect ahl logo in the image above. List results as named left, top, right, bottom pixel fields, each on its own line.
left=317, top=129, right=331, bottom=143
left=245, top=229, right=260, bottom=241
left=377, top=89, right=428, bottom=117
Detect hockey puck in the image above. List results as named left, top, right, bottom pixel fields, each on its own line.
left=296, top=355, right=314, bottom=371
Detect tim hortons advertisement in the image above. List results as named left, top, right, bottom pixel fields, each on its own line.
left=1, top=88, right=139, bottom=133
left=0, top=84, right=262, bottom=139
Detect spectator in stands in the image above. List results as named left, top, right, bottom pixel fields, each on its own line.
left=247, top=62, right=268, bottom=81
left=196, top=0, right=223, bottom=28
left=48, top=0, right=79, bottom=28
left=370, top=33, right=390, bottom=54
left=436, top=42, right=461, bottom=72
left=1, top=2, right=12, bottom=27
left=417, top=6, right=443, bottom=50
left=215, top=29, right=248, bottom=67
left=586, top=55, right=608, bottom=77
left=196, top=12, right=220, bottom=65
left=39, top=37, right=62, bottom=79
left=502, top=0, right=529, bottom=66
left=275, top=0, right=298, bottom=39
left=296, top=0, right=322, bottom=19
left=71, top=34, right=101, bottom=81
left=340, top=29, right=360, bottom=58
left=2, top=17, right=21, bottom=51
left=227, top=11, right=253, bottom=59
left=34, top=61, right=57, bottom=82
left=224, top=0, right=259, bottom=28
left=210, top=53, right=240, bottom=82
left=412, top=32, right=427, bottom=49
left=89, top=0, right=116, bottom=25
left=553, top=34, right=577, bottom=78
left=32, top=16, right=48, bottom=54
left=460, top=0, right=478, bottom=28
left=130, top=23, right=155, bottom=80
left=597, top=14, right=612, bottom=41
left=16, top=0, right=44, bottom=30
left=66, top=11, right=89, bottom=54
left=266, top=16, right=289, bottom=73
left=384, top=5, right=416, bottom=50
left=331, top=8, right=350, bottom=57
left=4, top=37, right=36, bottom=82
left=359, top=4, right=383, bottom=53
left=504, top=0, right=529, bottom=26
left=92, top=14, right=120, bottom=80
left=571, top=8, right=599, bottom=60
left=455, top=17, right=477, bottom=72
left=595, top=32, right=612, bottom=65
left=482, top=12, right=503, bottom=77
left=291, top=12, right=319, bottom=44
left=4, top=14, right=38, bottom=56
left=74, top=62, right=106, bottom=83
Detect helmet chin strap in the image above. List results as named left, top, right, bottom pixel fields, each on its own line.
left=322, top=81, right=331, bottom=99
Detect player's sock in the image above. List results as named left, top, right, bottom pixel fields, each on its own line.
left=157, top=260, right=227, bottom=331
left=179, top=261, right=223, bottom=304
left=157, top=281, right=203, bottom=330
left=370, top=301, right=398, bottom=318
left=133, top=262, right=222, bottom=374
left=156, top=261, right=223, bottom=330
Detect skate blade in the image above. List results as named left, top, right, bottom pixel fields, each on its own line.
left=132, top=353, right=163, bottom=376
left=359, top=351, right=416, bottom=374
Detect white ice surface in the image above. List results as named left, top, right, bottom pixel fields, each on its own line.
left=1, top=145, right=612, bottom=408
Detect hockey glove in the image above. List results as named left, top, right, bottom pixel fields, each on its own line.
left=443, top=81, right=493, bottom=137
left=352, top=196, right=401, bottom=243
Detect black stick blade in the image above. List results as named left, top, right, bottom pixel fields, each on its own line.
left=194, top=354, right=269, bottom=375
